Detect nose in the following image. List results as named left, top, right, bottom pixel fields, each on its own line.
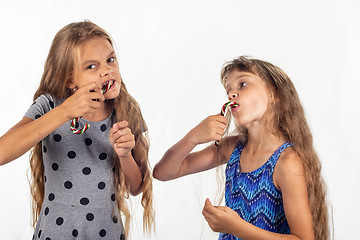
left=100, top=64, right=113, bottom=77
left=228, top=91, right=239, bottom=101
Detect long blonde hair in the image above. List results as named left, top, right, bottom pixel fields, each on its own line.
left=217, top=56, right=330, bottom=240
left=29, top=20, right=154, bottom=236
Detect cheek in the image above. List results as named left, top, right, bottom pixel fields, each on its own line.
left=238, top=95, right=269, bottom=120
left=113, top=68, right=121, bottom=77
left=74, top=73, right=89, bottom=87
left=254, top=97, right=269, bottom=113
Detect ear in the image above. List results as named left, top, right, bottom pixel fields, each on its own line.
left=66, top=78, right=77, bottom=90
left=269, top=91, right=277, bottom=103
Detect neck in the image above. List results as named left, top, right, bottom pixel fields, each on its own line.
left=245, top=123, right=284, bottom=155
left=82, top=101, right=112, bottom=122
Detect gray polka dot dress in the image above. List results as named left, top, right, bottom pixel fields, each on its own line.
left=25, top=94, right=125, bottom=240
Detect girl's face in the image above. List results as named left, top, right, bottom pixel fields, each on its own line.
left=225, top=70, right=273, bottom=128
left=71, top=37, right=121, bottom=100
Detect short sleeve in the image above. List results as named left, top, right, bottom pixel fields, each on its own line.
left=24, top=94, right=55, bottom=120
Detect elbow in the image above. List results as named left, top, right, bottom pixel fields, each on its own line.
left=152, top=166, right=166, bottom=181
left=0, top=156, right=5, bottom=166
left=0, top=148, right=17, bottom=166
left=0, top=156, right=10, bottom=166
left=0, top=140, right=15, bottom=166
left=128, top=182, right=142, bottom=196
left=130, top=188, right=142, bottom=197
left=0, top=154, right=14, bottom=166
left=152, top=167, right=160, bottom=180
left=152, top=167, right=173, bottom=182
left=0, top=149, right=10, bottom=166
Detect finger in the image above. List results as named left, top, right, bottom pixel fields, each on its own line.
left=203, top=198, right=215, bottom=214
left=112, top=127, right=132, bottom=139
left=213, top=113, right=227, bottom=121
left=203, top=213, right=211, bottom=224
left=114, top=141, right=133, bottom=149
left=202, top=208, right=215, bottom=227
left=215, top=116, right=228, bottom=125
left=85, top=82, right=101, bottom=93
left=89, top=91, right=105, bottom=102
left=115, top=134, right=134, bottom=144
left=214, top=206, right=228, bottom=212
left=109, top=124, right=117, bottom=139
left=113, top=121, right=129, bottom=130
left=110, top=128, right=131, bottom=139
left=215, top=126, right=226, bottom=135
left=202, top=206, right=211, bottom=218
left=205, top=198, right=212, bottom=205
left=212, top=131, right=224, bottom=141
left=89, top=100, right=101, bottom=110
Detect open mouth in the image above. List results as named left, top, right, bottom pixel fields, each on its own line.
left=102, top=80, right=115, bottom=94
left=229, top=102, right=239, bottom=111
left=229, top=102, right=239, bottom=108
left=230, top=104, right=239, bottom=112
left=221, top=101, right=239, bottom=116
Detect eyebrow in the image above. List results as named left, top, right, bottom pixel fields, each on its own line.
left=81, top=51, right=115, bottom=67
left=225, top=74, right=247, bottom=86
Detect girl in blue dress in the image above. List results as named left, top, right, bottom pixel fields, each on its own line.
left=153, top=56, right=329, bottom=240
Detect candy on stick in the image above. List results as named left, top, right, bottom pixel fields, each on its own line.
left=70, top=81, right=113, bottom=134
left=215, top=101, right=239, bottom=146
left=70, top=117, right=89, bottom=134
left=102, top=81, right=113, bottom=94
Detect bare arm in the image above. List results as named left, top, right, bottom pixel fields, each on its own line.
left=0, top=83, right=105, bottom=165
left=202, top=148, right=314, bottom=240
left=0, top=107, right=69, bottom=165
left=273, top=148, right=314, bottom=239
left=153, top=114, right=234, bottom=181
left=109, top=121, right=143, bottom=196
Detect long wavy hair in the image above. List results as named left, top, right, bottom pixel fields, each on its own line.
left=29, top=20, right=154, bottom=237
left=216, top=56, right=330, bottom=240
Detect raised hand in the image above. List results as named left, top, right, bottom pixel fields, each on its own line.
left=109, top=121, right=135, bottom=158
left=62, top=82, right=105, bottom=119
left=186, top=114, right=227, bottom=145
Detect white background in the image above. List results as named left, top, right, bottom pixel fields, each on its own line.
left=0, top=0, right=359, bottom=239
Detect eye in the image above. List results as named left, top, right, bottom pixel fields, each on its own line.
left=240, top=82, right=248, bottom=88
left=86, top=64, right=96, bottom=70
left=108, top=57, right=116, bottom=63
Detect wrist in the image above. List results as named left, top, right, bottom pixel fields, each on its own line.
left=118, top=151, right=133, bottom=161
left=57, top=102, right=73, bottom=121
left=183, top=132, right=199, bottom=148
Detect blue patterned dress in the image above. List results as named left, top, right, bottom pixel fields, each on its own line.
left=219, top=142, right=293, bottom=240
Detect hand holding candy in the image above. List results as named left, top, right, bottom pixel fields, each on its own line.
left=215, top=101, right=238, bottom=146
left=186, top=114, right=227, bottom=146
left=70, top=81, right=113, bottom=134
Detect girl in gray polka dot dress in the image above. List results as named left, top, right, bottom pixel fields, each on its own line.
left=0, top=21, right=154, bottom=239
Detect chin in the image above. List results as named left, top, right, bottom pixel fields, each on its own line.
left=233, top=117, right=249, bottom=128
left=106, top=87, right=121, bottom=100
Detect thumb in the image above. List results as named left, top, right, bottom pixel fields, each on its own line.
left=205, top=198, right=213, bottom=206
left=214, top=206, right=228, bottom=212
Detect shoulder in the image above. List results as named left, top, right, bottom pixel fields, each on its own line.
left=32, top=94, right=56, bottom=107
left=273, top=146, right=305, bottom=189
left=215, top=136, right=241, bottom=164
left=25, top=94, right=61, bottom=120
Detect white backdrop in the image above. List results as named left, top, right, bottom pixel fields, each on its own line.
left=0, top=0, right=359, bottom=239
